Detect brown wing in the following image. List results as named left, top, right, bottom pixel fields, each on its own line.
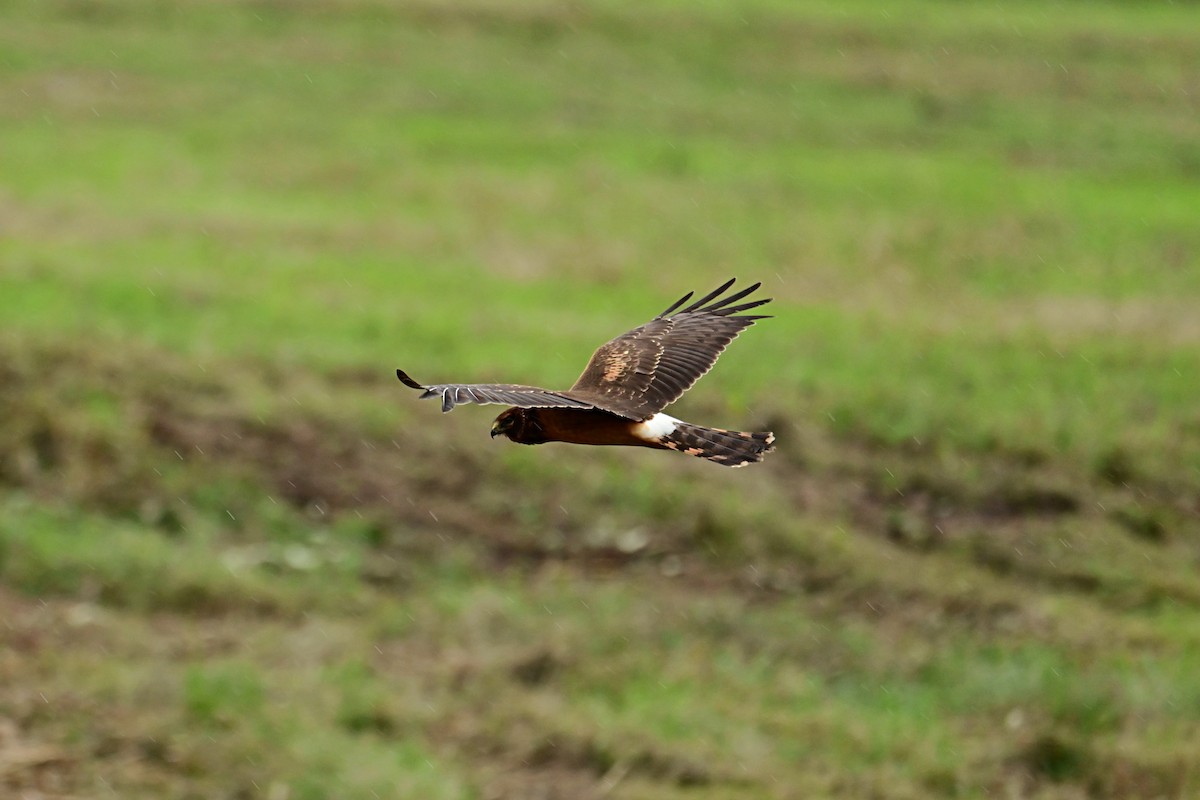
left=568, top=278, right=771, bottom=420
left=397, top=370, right=598, bottom=413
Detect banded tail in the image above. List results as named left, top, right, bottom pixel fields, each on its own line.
left=659, top=420, right=775, bottom=467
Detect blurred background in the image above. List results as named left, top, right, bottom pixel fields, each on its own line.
left=2, top=1, right=1199, bottom=798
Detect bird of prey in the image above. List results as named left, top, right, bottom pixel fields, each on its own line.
left=397, top=279, right=775, bottom=467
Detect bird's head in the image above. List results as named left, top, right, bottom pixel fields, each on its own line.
left=491, top=408, right=546, bottom=444
left=491, top=408, right=522, bottom=440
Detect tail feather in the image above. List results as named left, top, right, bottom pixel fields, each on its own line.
left=660, top=422, right=775, bottom=467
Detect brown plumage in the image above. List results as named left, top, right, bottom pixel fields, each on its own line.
left=397, top=279, right=775, bottom=467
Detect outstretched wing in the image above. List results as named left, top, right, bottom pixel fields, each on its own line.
left=396, top=370, right=597, bottom=413
left=568, top=278, right=771, bottom=420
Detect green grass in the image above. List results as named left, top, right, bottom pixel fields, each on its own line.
left=2, top=0, right=1199, bottom=797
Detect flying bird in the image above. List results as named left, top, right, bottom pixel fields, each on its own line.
left=397, top=279, right=775, bottom=467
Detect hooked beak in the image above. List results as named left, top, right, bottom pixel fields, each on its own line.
left=490, top=422, right=503, bottom=439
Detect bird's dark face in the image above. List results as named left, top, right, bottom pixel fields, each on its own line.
left=491, top=408, right=522, bottom=440
left=491, top=407, right=547, bottom=444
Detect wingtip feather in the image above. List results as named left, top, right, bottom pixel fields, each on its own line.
left=657, top=290, right=694, bottom=318
left=681, top=277, right=737, bottom=314
left=396, top=369, right=425, bottom=390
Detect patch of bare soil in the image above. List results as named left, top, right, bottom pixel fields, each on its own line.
left=0, top=588, right=84, bottom=798
left=990, top=728, right=1195, bottom=800
left=0, top=718, right=73, bottom=798
left=431, top=708, right=728, bottom=800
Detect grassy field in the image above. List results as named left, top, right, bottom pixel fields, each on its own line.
left=2, top=0, right=1200, bottom=797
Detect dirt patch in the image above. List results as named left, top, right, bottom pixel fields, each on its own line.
left=0, top=717, right=73, bottom=797
left=996, top=728, right=1195, bottom=800
left=434, top=716, right=727, bottom=800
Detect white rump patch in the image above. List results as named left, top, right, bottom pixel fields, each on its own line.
left=634, top=413, right=680, bottom=442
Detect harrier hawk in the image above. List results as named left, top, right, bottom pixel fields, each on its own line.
left=397, top=279, right=775, bottom=467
